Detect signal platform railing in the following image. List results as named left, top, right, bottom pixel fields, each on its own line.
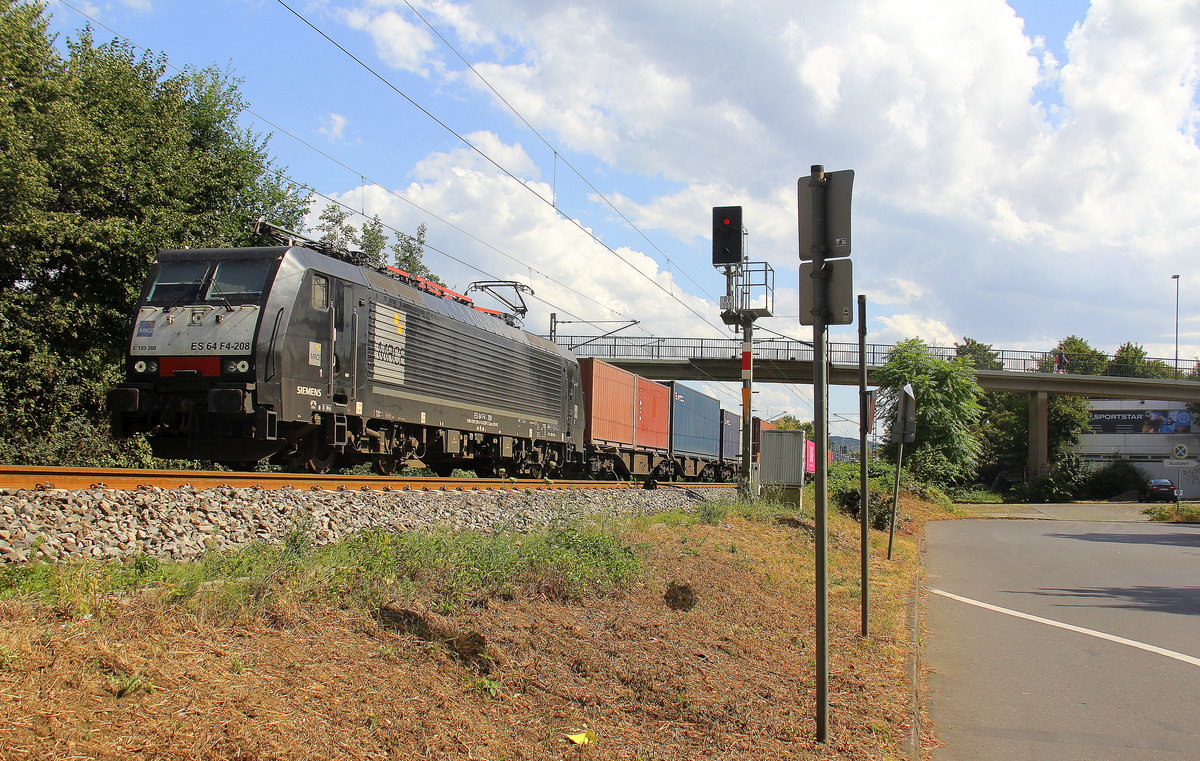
left=547, top=336, right=1200, bottom=379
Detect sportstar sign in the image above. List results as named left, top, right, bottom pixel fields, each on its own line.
left=1088, top=410, right=1192, bottom=434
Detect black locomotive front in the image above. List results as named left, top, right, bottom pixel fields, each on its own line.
left=109, top=244, right=583, bottom=475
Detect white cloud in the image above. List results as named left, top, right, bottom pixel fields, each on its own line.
left=344, top=7, right=437, bottom=74
left=316, top=0, right=1198, bottom=375
left=318, top=112, right=350, bottom=141
left=321, top=134, right=729, bottom=342
left=874, top=314, right=959, bottom=346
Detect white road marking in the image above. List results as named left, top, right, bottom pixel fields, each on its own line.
left=929, top=587, right=1200, bottom=668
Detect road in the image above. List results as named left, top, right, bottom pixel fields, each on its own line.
left=924, top=507, right=1200, bottom=760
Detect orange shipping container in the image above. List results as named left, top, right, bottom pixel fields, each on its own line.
left=635, top=376, right=670, bottom=451
left=579, top=358, right=636, bottom=447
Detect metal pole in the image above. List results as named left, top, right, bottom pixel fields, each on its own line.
left=740, top=317, right=754, bottom=498
left=1173, top=274, right=1180, bottom=379
left=888, top=441, right=903, bottom=561
left=808, top=164, right=830, bottom=743
left=858, top=294, right=869, bottom=638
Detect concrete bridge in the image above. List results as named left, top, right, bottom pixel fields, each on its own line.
left=548, top=335, right=1200, bottom=477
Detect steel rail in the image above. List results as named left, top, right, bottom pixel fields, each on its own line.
left=0, top=466, right=735, bottom=493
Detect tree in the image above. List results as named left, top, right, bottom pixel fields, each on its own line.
left=873, top=338, right=983, bottom=486
left=1106, top=342, right=1173, bottom=379
left=960, top=335, right=1090, bottom=477
left=390, top=222, right=443, bottom=284
left=772, top=414, right=815, bottom=439
left=358, top=214, right=388, bottom=267
left=0, top=3, right=307, bottom=464
left=955, top=336, right=1003, bottom=371
left=314, top=203, right=359, bottom=252
left=1038, top=335, right=1107, bottom=376
left=978, top=392, right=1091, bottom=474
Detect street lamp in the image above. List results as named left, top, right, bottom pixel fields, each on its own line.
left=1172, top=274, right=1180, bottom=379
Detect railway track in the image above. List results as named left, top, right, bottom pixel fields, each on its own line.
left=0, top=466, right=736, bottom=493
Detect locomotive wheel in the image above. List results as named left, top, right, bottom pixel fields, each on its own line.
left=306, top=443, right=338, bottom=474
left=372, top=454, right=399, bottom=476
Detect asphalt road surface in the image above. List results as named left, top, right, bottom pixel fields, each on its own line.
left=925, top=508, right=1200, bottom=760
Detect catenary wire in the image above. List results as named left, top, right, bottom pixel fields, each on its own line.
left=272, top=0, right=728, bottom=337
left=399, top=0, right=720, bottom=304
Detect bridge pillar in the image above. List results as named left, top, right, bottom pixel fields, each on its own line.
left=1028, top=391, right=1049, bottom=478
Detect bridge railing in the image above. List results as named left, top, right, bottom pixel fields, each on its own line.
left=547, top=336, right=1199, bottom=380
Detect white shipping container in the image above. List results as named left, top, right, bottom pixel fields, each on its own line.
left=759, top=429, right=807, bottom=487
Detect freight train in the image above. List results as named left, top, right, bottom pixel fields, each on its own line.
left=107, top=223, right=742, bottom=481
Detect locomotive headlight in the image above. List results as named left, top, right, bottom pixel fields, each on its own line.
left=148, top=361, right=158, bottom=373
left=133, top=360, right=147, bottom=373
left=236, top=360, right=250, bottom=373
left=226, top=360, right=239, bottom=374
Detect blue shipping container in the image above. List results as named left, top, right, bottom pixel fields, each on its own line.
left=720, top=409, right=741, bottom=461
left=668, top=383, right=721, bottom=457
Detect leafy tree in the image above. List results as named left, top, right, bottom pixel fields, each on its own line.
left=955, top=336, right=1003, bottom=371
left=771, top=414, right=815, bottom=439
left=358, top=214, right=388, bottom=267
left=390, top=222, right=443, bottom=284
left=1106, top=342, right=1173, bottom=379
left=314, top=202, right=359, bottom=252
left=0, top=2, right=307, bottom=464
left=1037, top=335, right=1107, bottom=375
left=978, top=392, right=1090, bottom=474
left=874, top=338, right=983, bottom=486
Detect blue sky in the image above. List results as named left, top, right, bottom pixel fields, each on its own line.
left=47, top=0, right=1200, bottom=437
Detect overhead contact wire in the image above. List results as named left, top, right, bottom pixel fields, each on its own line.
left=273, top=0, right=727, bottom=337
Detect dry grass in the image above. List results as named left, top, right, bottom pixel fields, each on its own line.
left=0, top=495, right=949, bottom=760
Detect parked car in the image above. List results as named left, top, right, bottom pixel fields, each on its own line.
left=1140, top=478, right=1177, bottom=502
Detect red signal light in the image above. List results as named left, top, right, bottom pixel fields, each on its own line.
left=722, top=217, right=732, bottom=226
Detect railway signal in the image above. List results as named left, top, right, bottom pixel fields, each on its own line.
left=712, top=206, right=744, bottom=265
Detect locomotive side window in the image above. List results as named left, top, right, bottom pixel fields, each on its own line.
left=207, top=259, right=273, bottom=300
left=147, top=260, right=208, bottom=303
left=312, top=274, right=329, bottom=310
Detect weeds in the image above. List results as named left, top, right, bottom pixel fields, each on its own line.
left=105, top=669, right=156, bottom=698
left=695, top=502, right=726, bottom=525
left=0, top=523, right=642, bottom=618
left=0, top=646, right=20, bottom=671
left=1143, top=503, right=1200, bottom=522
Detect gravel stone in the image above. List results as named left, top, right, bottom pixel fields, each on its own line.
left=0, top=484, right=735, bottom=564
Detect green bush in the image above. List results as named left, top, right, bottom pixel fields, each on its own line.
left=1083, top=461, right=1147, bottom=499
left=1017, top=454, right=1091, bottom=503
left=833, top=488, right=896, bottom=530
left=945, top=486, right=1003, bottom=503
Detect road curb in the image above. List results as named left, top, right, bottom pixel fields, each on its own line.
left=905, top=532, right=925, bottom=761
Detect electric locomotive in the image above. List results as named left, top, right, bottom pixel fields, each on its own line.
left=108, top=223, right=583, bottom=476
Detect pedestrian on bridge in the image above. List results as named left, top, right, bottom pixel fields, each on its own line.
left=1054, top=349, right=1067, bottom=374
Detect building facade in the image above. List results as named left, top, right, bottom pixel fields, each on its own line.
left=1073, top=399, right=1199, bottom=498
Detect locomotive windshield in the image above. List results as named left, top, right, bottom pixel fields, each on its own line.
left=145, top=258, right=274, bottom=307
